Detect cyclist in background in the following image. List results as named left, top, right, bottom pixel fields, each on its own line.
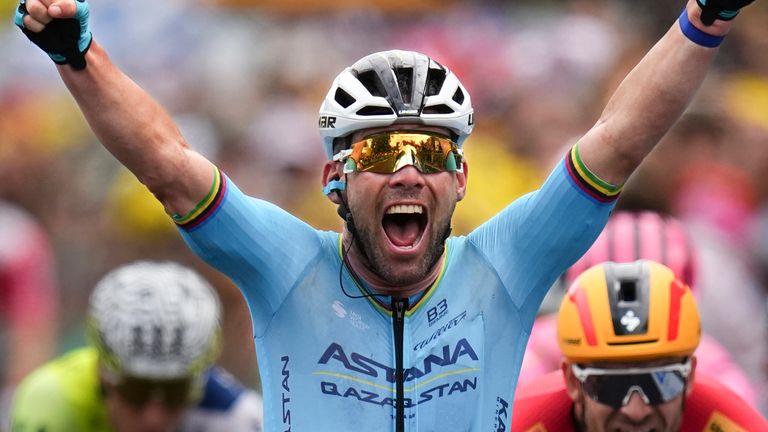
left=12, top=0, right=762, bottom=430
left=9, top=261, right=263, bottom=432
left=519, top=211, right=759, bottom=407
left=0, top=200, right=58, bottom=432
left=512, top=260, right=767, bottom=432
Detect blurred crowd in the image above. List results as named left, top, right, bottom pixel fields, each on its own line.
left=0, top=0, right=767, bottom=423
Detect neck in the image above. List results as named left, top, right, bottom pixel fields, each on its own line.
left=344, top=237, right=444, bottom=299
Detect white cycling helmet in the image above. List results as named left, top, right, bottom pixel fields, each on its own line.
left=318, top=49, right=474, bottom=159
left=87, top=261, right=222, bottom=379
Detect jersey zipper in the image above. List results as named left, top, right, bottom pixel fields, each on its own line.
left=393, top=297, right=408, bottom=432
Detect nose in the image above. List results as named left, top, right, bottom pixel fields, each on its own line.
left=389, top=165, right=425, bottom=189
left=619, top=390, right=653, bottom=422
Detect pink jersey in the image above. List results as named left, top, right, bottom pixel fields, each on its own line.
left=0, top=202, right=57, bottom=329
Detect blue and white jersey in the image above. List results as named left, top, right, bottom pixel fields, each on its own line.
left=184, top=367, right=263, bottom=432
left=178, top=148, right=618, bottom=431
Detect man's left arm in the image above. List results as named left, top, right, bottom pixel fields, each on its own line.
left=577, top=0, right=755, bottom=185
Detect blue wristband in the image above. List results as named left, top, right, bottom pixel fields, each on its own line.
left=678, top=10, right=725, bottom=48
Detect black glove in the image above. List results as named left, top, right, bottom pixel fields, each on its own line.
left=14, top=0, right=93, bottom=70
left=695, top=0, right=756, bottom=26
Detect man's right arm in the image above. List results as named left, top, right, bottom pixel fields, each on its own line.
left=18, top=0, right=214, bottom=218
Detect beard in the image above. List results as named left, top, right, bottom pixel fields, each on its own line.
left=350, top=211, right=452, bottom=286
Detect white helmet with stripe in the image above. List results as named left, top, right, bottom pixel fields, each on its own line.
left=318, top=50, right=474, bottom=159
left=87, top=261, right=221, bottom=379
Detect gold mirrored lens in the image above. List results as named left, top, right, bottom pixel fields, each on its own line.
left=348, top=132, right=461, bottom=173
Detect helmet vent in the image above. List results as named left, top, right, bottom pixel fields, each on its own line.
left=619, top=281, right=637, bottom=302
left=423, top=104, right=455, bottom=115
left=452, top=88, right=465, bottom=105
left=334, top=88, right=356, bottom=108
left=357, top=70, right=387, bottom=97
left=395, top=67, right=413, bottom=104
left=425, top=68, right=447, bottom=96
left=356, top=106, right=395, bottom=116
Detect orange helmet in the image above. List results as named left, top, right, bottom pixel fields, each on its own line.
left=558, top=260, right=700, bottom=363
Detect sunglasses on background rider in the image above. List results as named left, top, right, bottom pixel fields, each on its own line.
left=571, top=359, right=692, bottom=409
left=333, top=131, right=464, bottom=174
left=103, top=374, right=200, bottom=409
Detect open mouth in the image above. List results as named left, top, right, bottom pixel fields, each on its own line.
left=382, top=204, right=428, bottom=249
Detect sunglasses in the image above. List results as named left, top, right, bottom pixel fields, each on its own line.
left=333, top=131, right=463, bottom=174
left=105, top=375, right=198, bottom=409
left=571, top=359, right=692, bottom=409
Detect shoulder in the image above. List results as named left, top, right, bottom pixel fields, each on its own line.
left=15, top=348, right=98, bottom=399
left=11, top=348, right=104, bottom=431
left=512, top=371, right=575, bottom=432
left=196, top=367, right=248, bottom=411
left=183, top=368, right=263, bottom=431
left=681, top=374, right=768, bottom=432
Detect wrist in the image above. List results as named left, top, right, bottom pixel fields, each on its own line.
left=685, top=1, right=734, bottom=36
left=678, top=10, right=725, bottom=47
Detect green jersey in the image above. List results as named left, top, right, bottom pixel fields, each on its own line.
left=10, top=347, right=264, bottom=432
left=11, top=348, right=110, bottom=431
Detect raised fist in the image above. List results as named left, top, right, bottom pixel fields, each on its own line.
left=14, top=0, right=92, bottom=70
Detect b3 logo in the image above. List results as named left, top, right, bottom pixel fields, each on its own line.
left=427, top=299, right=448, bottom=326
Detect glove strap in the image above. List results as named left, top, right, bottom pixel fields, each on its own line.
left=678, top=10, right=725, bottom=48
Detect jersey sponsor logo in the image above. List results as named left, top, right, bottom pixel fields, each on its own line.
left=348, top=311, right=370, bottom=330
left=705, top=411, right=747, bottom=432
left=331, top=301, right=370, bottom=330
left=414, top=310, right=466, bottom=351
left=332, top=300, right=347, bottom=318
left=318, top=337, right=478, bottom=383
left=319, top=115, right=336, bottom=128
left=427, top=298, right=448, bottom=327
left=320, top=377, right=478, bottom=407
left=494, top=397, right=510, bottom=432
left=281, top=356, right=292, bottom=431
left=523, top=423, right=548, bottom=432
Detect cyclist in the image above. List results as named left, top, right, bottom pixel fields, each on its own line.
left=0, top=201, right=58, bottom=431
left=512, top=260, right=768, bottom=432
left=9, top=261, right=263, bottom=432
left=12, top=0, right=760, bottom=430
left=519, top=211, right=758, bottom=407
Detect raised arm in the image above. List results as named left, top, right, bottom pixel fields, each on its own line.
left=577, top=0, right=755, bottom=185
left=15, top=0, right=213, bottom=217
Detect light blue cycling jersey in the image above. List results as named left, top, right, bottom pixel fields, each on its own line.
left=178, top=148, right=618, bottom=431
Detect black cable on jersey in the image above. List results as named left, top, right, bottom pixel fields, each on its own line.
left=335, top=188, right=389, bottom=301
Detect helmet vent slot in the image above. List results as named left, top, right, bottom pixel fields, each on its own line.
left=619, top=281, right=637, bottom=302
left=334, top=88, right=356, bottom=108
left=356, top=106, right=395, bottom=116
left=425, top=68, right=447, bottom=96
left=357, top=70, right=386, bottom=97
left=452, top=88, right=465, bottom=105
left=423, top=104, right=455, bottom=115
left=395, top=67, right=413, bottom=104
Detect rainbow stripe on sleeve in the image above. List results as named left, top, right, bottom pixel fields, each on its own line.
left=173, top=167, right=227, bottom=230
left=564, top=144, right=622, bottom=203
